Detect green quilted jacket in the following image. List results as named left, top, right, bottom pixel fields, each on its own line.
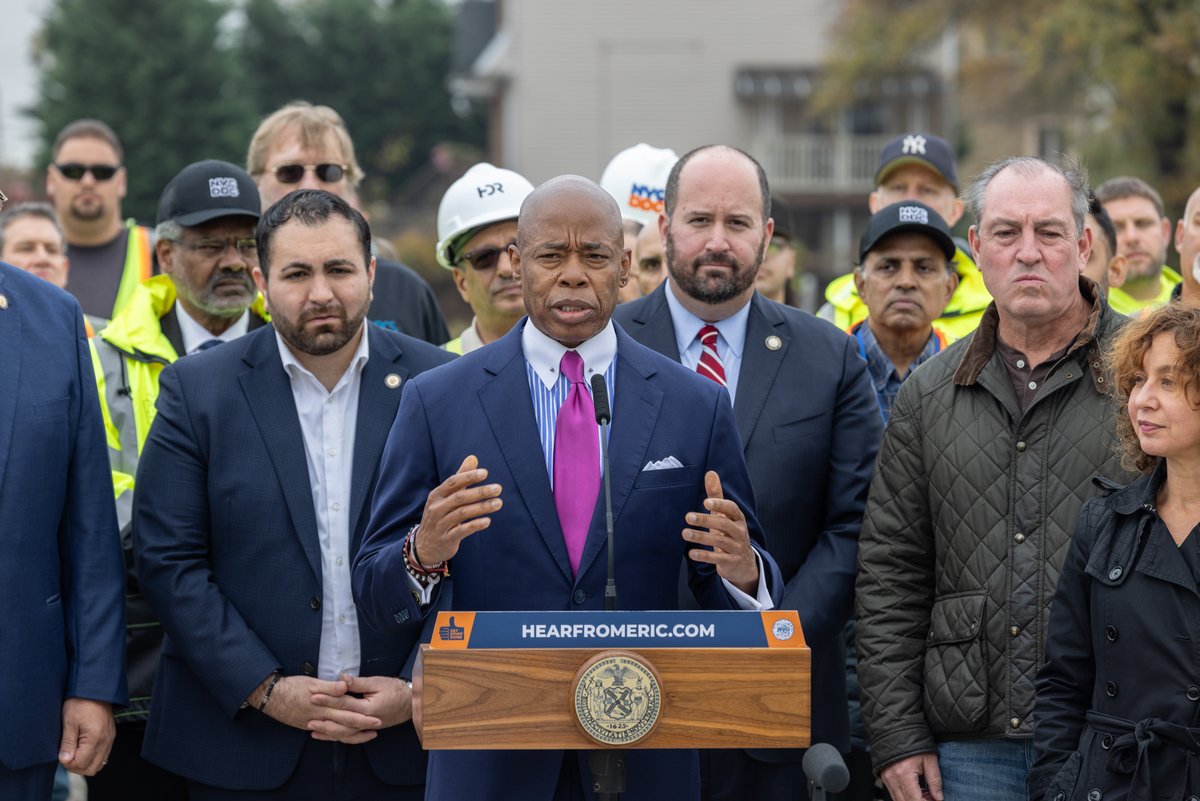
left=855, top=282, right=1135, bottom=773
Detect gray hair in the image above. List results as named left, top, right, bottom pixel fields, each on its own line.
left=155, top=219, right=184, bottom=242
left=964, top=156, right=1089, bottom=237
left=0, top=202, right=68, bottom=254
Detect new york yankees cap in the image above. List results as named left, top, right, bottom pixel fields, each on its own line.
left=874, top=133, right=959, bottom=192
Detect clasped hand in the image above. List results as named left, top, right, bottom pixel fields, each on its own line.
left=255, top=673, right=413, bottom=744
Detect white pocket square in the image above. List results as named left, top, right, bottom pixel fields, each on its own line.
left=642, top=456, right=684, bottom=471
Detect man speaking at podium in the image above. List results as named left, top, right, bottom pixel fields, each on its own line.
left=354, top=175, right=782, bottom=801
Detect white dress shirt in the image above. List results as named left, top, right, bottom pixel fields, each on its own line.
left=175, top=302, right=250, bottom=355
left=663, top=279, right=751, bottom=406
left=276, top=325, right=370, bottom=680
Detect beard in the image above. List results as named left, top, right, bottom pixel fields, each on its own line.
left=665, top=231, right=765, bottom=305
left=271, top=296, right=369, bottom=356
left=69, top=195, right=105, bottom=222
left=192, top=269, right=257, bottom=317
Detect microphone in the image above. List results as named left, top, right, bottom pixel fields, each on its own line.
left=802, top=743, right=850, bottom=799
left=591, top=372, right=611, bottom=425
left=590, top=373, right=617, bottom=611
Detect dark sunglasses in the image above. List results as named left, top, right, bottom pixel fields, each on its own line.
left=271, top=163, right=347, bottom=184
left=457, top=241, right=516, bottom=272
left=55, top=163, right=120, bottom=181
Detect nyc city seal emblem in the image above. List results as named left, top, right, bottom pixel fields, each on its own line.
left=572, top=651, right=662, bottom=746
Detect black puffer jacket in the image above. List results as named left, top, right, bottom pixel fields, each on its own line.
left=1031, top=464, right=1200, bottom=801
left=856, top=284, right=1134, bottom=772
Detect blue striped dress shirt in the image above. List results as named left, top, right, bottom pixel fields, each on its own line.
left=521, top=319, right=616, bottom=487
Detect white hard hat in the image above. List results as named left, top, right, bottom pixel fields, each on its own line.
left=599, top=143, right=680, bottom=228
left=436, top=162, right=535, bottom=269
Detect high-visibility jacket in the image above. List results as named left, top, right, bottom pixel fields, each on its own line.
left=1105, top=265, right=1181, bottom=317
left=442, top=317, right=486, bottom=355
left=92, top=274, right=268, bottom=721
left=820, top=245, right=991, bottom=341
left=111, top=219, right=154, bottom=317
left=95, top=275, right=269, bottom=515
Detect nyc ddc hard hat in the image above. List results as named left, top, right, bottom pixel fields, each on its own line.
left=599, top=143, right=679, bottom=228
left=436, top=163, right=534, bottom=269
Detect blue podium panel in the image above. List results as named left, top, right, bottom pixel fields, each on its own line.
left=429, top=610, right=804, bottom=650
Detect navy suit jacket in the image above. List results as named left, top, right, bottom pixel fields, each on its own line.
left=133, top=324, right=453, bottom=790
left=613, top=286, right=882, bottom=753
left=0, top=263, right=126, bottom=770
left=354, top=320, right=783, bottom=801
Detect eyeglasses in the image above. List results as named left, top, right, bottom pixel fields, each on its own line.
left=176, top=237, right=259, bottom=261
left=54, top=163, right=121, bottom=181
left=269, top=163, right=347, bottom=184
left=457, top=241, right=516, bottom=272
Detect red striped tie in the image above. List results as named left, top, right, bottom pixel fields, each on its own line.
left=696, top=325, right=727, bottom=387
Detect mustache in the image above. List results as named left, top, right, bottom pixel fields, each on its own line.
left=691, top=251, right=739, bottom=269
left=298, top=302, right=345, bottom=324
left=206, top=268, right=254, bottom=287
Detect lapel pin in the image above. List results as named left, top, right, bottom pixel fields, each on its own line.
left=765, top=335, right=782, bottom=351
left=385, top=373, right=402, bottom=389
left=0, top=294, right=8, bottom=310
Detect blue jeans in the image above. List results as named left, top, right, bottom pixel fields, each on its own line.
left=52, top=765, right=71, bottom=801
left=937, top=739, right=1034, bottom=801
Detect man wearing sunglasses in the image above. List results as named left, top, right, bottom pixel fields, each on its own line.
left=87, top=160, right=268, bottom=801
left=435, top=162, right=535, bottom=354
left=46, top=119, right=153, bottom=323
left=247, top=102, right=450, bottom=346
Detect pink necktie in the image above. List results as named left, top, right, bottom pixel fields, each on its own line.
left=553, top=351, right=600, bottom=576
left=696, top=325, right=727, bottom=386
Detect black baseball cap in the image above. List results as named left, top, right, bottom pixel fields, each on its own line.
left=874, top=133, right=958, bottom=192
left=858, top=201, right=956, bottom=264
left=770, top=196, right=795, bottom=241
left=157, top=160, right=261, bottom=226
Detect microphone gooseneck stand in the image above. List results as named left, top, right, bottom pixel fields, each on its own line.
left=588, top=373, right=624, bottom=801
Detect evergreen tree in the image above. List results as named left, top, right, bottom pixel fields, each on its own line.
left=238, top=0, right=484, bottom=202
left=31, top=0, right=257, bottom=222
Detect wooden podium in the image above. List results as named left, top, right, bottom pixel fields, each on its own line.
left=413, top=610, right=810, bottom=750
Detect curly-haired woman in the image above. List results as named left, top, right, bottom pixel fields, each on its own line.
left=1031, top=303, right=1200, bottom=801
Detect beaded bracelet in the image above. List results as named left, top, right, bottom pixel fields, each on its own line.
left=258, top=672, right=282, bottom=713
left=404, top=526, right=449, bottom=577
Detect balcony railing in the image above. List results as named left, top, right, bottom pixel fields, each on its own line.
left=757, top=134, right=893, bottom=194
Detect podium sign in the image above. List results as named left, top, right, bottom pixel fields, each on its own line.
left=414, top=610, right=810, bottom=750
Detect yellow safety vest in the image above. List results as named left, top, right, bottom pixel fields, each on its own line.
left=110, top=219, right=154, bottom=318
left=822, top=246, right=992, bottom=341
left=93, top=275, right=269, bottom=527
left=1105, top=266, right=1181, bottom=317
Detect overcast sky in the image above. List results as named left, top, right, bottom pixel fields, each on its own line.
left=0, top=0, right=50, bottom=169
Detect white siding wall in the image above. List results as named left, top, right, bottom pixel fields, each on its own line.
left=495, top=0, right=844, bottom=183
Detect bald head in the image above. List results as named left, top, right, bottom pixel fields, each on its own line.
left=659, top=145, right=774, bottom=320
left=665, top=145, right=771, bottom=222
left=518, top=175, right=624, bottom=251
left=1176, top=186, right=1200, bottom=301
left=511, top=175, right=632, bottom=347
